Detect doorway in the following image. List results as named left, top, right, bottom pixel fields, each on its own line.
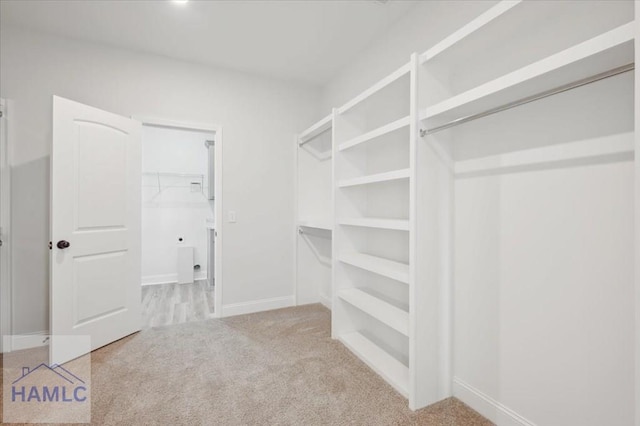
left=138, top=118, right=223, bottom=327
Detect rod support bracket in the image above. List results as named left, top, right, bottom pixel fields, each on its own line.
left=419, top=129, right=427, bottom=138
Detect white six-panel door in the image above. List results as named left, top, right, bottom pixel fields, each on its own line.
left=51, top=96, right=141, bottom=364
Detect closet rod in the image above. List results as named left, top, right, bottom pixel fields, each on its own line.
left=420, top=63, right=635, bottom=137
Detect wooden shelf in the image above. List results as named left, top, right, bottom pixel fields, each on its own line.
left=338, top=168, right=410, bottom=188
left=420, top=23, right=635, bottom=129
left=338, top=218, right=410, bottom=231
left=338, top=62, right=410, bottom=115
left=339, top=252, right=409, bottom=284
left=338, top=116, right=410, bottom=152
left=338, top=288, right=409, bottom=336
left=339, top=331, right=409, bottom=397
left=298, top=220, right=333, bottom=231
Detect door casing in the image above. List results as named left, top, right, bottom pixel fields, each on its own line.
left=0, top=98, right=12, bottom=353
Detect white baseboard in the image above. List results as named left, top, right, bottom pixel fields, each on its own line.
left=141, top=271, right=208, bottom=286
left=221, top=295, right=295, bottom=317
left=453, top=377, right=536, bottom=426
left=319, top=293, right=332, bottom=310
left=9, top=331, right=49, bottom=352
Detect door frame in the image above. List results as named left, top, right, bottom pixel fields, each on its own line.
left=135, top=116, right=223, bottom=318
left=0, top=98, right=12, bottom=353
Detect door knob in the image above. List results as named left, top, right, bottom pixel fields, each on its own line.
left=56, top=240, right=70, bottom=249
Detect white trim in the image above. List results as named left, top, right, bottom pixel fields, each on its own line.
left=0, top=98, right=12, bottom=353
left=136, top=116, right=224, bottom=318
left=319, top=293, right=332, bottom=310
left=11, top=331, right=49, bottom=352
left=221, top=295, right=295, bottom=317
left=453, top=378, right=537, bottom=426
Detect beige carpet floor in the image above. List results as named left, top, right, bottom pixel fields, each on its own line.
left=2, top=304, right=492, bottom=425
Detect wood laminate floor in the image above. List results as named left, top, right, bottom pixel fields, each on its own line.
left=141, top=281, right=215, bottom=328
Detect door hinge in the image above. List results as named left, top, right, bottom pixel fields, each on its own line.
left=49, top=241, right=52, bottom=250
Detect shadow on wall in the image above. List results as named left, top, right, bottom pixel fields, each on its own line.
left=11, top=156, right=50, bottom=334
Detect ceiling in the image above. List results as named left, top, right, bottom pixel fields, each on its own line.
left=0, top=0, right=419, bottom=85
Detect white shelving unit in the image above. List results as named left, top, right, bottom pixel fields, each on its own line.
left=293, top=0, right=637, bottom=417
left=332, top=54, right=430, bottom=410
left=421, top=22, right=635, bottom=130
left=294, top=114, right=333, bottom=309
left=324, top=0, right=637, bottom=417
left=419, top=0, right=635, bottom=161
left=416, top=0, right=637, bottom=423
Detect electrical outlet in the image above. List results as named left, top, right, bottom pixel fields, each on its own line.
left=228, top=211, right=237, bottom=223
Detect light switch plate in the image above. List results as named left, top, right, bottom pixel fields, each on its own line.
left=228, top=211, right=237, bottom=223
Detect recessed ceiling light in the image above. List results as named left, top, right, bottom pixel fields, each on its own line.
left=172, top=0, right=189, bottom=4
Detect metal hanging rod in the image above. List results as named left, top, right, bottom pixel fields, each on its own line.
left=420, top=63, right=635, bottom=137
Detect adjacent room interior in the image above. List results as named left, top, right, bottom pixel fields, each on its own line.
left=140, top=123, right=217, bottom=327
left=0, top=1, right=638, bottom=425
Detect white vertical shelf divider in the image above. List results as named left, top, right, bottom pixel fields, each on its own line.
left=634, top=4, right=639, bottom=426
left=407, top=52, right=422, bottom=409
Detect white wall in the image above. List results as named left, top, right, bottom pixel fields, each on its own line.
left=141, top=125, right=213, bottom=285
left=0, top=25, right=320, bottom=334
left=321, top=1, right=636, bottom=424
